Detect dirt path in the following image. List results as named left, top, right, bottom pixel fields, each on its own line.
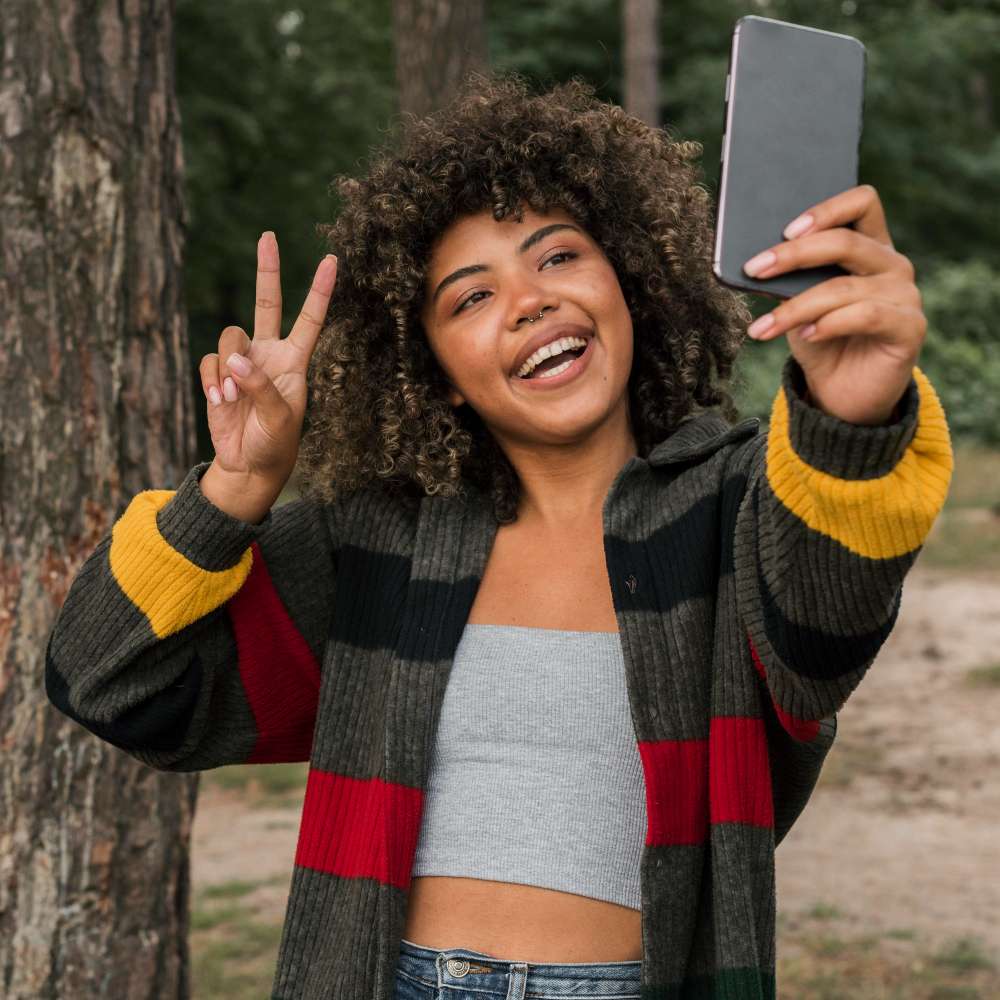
left=191, top=563, right=1000, bottom=954
left=776, top=564, right=1000, bottom=957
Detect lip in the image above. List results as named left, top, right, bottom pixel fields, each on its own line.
left=510, top=323, right=594, bottom=379
left=511, top=334, right=595, bottom=391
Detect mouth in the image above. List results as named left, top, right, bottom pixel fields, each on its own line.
left=510, top=335, right=595, bottom=391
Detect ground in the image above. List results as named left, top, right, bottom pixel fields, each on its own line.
left=190, top=499, right=1000, bottom=998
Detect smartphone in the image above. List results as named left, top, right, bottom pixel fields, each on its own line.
left=712, top=15, right=866, bottom=301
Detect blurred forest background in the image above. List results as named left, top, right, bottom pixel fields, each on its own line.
left=176, top=0, right=1000, bottom=464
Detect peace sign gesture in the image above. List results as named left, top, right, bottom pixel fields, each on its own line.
left=742, top=184, right=924, bottom=425
left=199, top=232, right=337, bottom=489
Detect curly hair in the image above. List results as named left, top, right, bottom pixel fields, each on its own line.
left=297, top=70, right=752, bottom=525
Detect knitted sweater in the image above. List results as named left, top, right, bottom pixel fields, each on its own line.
left=45, top=355, right=953, bottom=999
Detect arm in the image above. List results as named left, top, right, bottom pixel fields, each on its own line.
left=45, top=461, right=338, bottom=772
left=730, top=354, right=953, bottom=736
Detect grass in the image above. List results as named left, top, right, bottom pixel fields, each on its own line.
left=191, top=877, right=289, bottom=999
left=201, top=761, right=309, bottom=809
left=941, top=444, right=1000, bottom=510
left=816, top=737, right=888, bottom=791
left=777, top=904, right=998, bottom=1000
left=910, top=443, right=1000, bottom=574
left=964, top=662, right=1000, bottom=688
left=918, top=506, right=1000, bottom=573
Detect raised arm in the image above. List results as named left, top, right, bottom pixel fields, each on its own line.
left=730, top=354, right=953, bottom=735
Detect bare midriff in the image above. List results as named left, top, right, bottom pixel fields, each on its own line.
left=402, top=877, right=642, bottom=962
left=401, top=515, right=643, bottom=964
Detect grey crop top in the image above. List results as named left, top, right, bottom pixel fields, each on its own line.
left=410, top=623, right=646, bottom=911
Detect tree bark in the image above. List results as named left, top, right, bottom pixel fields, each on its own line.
left=0, top=1, right=196, bottom=997
left=623, top=0, right=660, bottom=127
left=392, top=0, right=489, bottom=120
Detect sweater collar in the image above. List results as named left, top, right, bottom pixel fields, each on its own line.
left=454, top=411, right=761, bottom=511
left=645, top=411, right=760, bottom=467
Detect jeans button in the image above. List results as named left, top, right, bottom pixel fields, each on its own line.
left=446, top=959, right=470, bottom=977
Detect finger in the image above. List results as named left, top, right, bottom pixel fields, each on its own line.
left=224, top=351, right=292, bottom=429
left=781, top=183, right=894, bottom=248
left=746, top=273, right=903, bottom=342
left=254, top=231, right=282, bottom=341
left=786, top=298, right=923, bottom=347
left=199, top=353, right=223, bottom=407
left=217, top=325, right=252, bottom=400
left=287, top=255, right=337, bottom=358
left=742, top=227, right=900, bottom=282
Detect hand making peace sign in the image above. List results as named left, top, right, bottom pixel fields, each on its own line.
left=199, top=232, right=338, bottom=486
left=742, top=184, right=925, bottom=425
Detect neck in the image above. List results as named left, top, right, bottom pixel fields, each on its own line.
left=501, top=405, right=639, bottom=530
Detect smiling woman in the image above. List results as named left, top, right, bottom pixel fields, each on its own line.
left=297, top=70, right=754, bottom=525
left=45, top=64, right=952, bottom=1000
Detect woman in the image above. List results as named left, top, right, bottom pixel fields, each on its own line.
left=47, top=72, right=952, bottom=999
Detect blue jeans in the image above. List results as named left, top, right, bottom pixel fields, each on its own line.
left=393, top=937, right=642, bottom=999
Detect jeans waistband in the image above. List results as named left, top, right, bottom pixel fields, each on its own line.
left=397, top=937, right=642, bottom=996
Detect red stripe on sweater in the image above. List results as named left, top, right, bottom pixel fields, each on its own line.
left=637, top=738, right=709, bottom=845
left=227, top=541, right=322, bottom=763
left=295, top=767, right=422, bottom=889
left=747, top=629, right=822, bottom=742
left=709, top=715, right=774, bottom=830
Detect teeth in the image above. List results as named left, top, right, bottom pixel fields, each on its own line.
left=517, top=336, right=588, bottom=378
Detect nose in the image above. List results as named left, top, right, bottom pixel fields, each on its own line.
left=505, top=274, right=557, bottom=328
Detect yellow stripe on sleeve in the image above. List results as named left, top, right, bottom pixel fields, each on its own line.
left=109, top=490, right=254, bottom=639
left=766, top=366, right=954, bottom=560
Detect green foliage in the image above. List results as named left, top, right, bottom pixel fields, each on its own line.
left=175, top=0, right=396, bottom=459
left=917, top=260, right=1000, bottom=445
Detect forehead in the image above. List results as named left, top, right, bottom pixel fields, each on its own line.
left=428, top=205, right=584, bottom=268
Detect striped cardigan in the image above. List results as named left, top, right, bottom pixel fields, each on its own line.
left=45, top=355, right=953, bottom=999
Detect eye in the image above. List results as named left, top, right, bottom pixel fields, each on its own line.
left=452, top=249, right=579, bottom=314
left=543, top=250, right=578, bottom=268
left=454, top=289, right=487, bottom=314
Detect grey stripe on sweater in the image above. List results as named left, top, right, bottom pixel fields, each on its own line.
left=410, top=623, right=645, bottom=910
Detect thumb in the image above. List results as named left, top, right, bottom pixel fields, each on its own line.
left=226, top=352, right=290, bottom=425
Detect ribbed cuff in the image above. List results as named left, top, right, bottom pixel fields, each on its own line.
left=154, top=461, right=274, bottom=571
left=781, top=355, right=919, bottom=480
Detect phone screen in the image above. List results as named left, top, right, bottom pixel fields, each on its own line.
left=713, top=16, right=866, bottom=301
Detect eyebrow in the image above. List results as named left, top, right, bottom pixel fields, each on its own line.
left=430, top=223, right=584, bottom=307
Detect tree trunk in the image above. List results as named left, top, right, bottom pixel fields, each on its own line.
left=0, top=2, right=196, bottom=997
left=623, top=0, right=660, bottom=127
left=392, top=0, right=489, bottom=120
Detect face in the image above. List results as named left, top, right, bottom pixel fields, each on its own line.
left=419, top=205, right=635, bottom=453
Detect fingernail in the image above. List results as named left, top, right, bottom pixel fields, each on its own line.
left=783, top=214, right=814, bottom=239
left=743, top=251, right=776, bottom=277
left=259, top=232, right=278, bottom=267
left=799, top=323, right=817, bottom=339
left=208, top=386, right=221, bottom=406
left=747, top=313, right=775, bottom=338
left=223, top=376, right=238, bottom=402
left=228, top=353, right=251, bottom=375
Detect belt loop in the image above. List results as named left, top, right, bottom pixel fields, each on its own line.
left=506, top=962, right=528, bottom=1000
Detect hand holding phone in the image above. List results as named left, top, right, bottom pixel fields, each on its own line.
left=713, top=15, right=866, bottom=301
